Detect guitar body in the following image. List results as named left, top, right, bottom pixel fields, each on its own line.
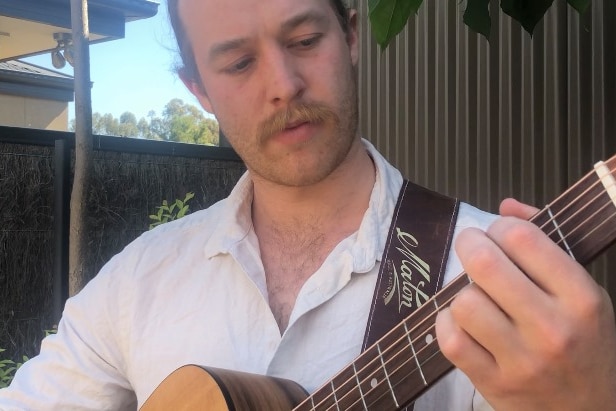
left=140, top=365, right=308, bottom=411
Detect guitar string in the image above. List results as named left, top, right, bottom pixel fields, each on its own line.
left=357, top=177, right=616, bottom=410
left=357, top=169, right=616, bottom=410
left=309, top=171, right=616, bottom=411
left=302, top=165, right=616, bottom=411
left=299, top=164, right=616, bottom=411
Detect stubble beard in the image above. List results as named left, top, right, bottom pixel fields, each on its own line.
left=225, top=70, right=359, bottom=188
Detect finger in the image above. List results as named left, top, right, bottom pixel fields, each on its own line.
left=447, top=283, right=522, bottom=366
left=485, top=216, right=595, bottom=301
left=455, top=225, right=551, bottom=323
left=435, top=306, right=498, bottom=384
left=499, top=198, right=539, bottom=220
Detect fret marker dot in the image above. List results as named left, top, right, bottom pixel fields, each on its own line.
left=425, top=333, right=434, bottom=344
left=370, top=378, right=378, bottom=388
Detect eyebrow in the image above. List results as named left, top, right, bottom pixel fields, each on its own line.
left=207, top=10, right=329, bottom=62
left=208, top=38, right=250, bottom=62
left=280, top=9, right=329, bottom=35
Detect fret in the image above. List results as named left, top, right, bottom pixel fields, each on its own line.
left=530, top=168, right=615, bottom=264
left=403, top=307, right=439, bottom=362
left=403, top=321, right=427, bottom=386
left=339, top=343, right=397, bottom=410
left=376, top=323, right=430, bottom=410
left=330, top=380, right=340, bottom=411
left=413, top=328, right=453, bottom=389
left=352, top=362, right=369, bottom=410
left=328, top=367, right=366, bottom=410
left=570, top=203, right=616, bottom=264
left=376, top=343, right=400, bottom=408
left=345, top=345, right=397, bottom=410
left=305, top=379, right=337, bottom=410
left=532, top=206, right=571, bottom=253
left=545, top=206, right=575, bottom=258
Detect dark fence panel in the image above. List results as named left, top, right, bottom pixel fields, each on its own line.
left=0, top=126, right=245, bottom=361
left=0, top=142, right=55, bottom=360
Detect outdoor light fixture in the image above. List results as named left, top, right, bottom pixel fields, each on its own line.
left=51, top=32, right=74, bottom=69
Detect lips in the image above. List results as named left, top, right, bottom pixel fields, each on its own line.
left=285, top=120, right=308, bottom=130
left=257, top=103, right=335, bottom=143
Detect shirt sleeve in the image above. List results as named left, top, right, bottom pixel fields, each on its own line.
left=0, top=252, right=137, bottom=410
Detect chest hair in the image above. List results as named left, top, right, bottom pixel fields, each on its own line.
left=259, top=223, right=339, bottom=333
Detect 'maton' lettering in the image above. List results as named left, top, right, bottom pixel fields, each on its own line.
left=383, top=227, right=431, bottom=312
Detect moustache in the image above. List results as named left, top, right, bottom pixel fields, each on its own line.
left=257, top=103, right=338, bottom=142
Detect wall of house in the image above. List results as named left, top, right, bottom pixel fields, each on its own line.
left=0, top=94, right=69, bottom=131
left=354, top=0, right=616, bottom=306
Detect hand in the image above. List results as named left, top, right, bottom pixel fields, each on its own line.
left=435, top=198, right=616, bottom=410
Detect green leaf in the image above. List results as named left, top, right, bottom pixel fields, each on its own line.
left=500, top=0, right=554, bottom=35
left=368, top=0, right=424, bottom=48
left=177, top=205, right=189, bottom=219
left=464, top=0, right=491, bottom=39
left=566, top=0, right=589, bottom=14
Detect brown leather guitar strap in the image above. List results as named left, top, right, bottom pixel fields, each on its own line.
left=361, top=180, right=459, bottom=409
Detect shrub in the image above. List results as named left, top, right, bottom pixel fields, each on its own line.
left=0, top=327, right=56, bottom=388
left=148, top=192, right=195, bottom=230
left=0, top=349, right=27, bottom=388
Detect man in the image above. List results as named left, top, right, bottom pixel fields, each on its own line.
left=1, top=0, right=615, bottom=409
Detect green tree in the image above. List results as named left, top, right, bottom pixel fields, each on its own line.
left=161, top=98, right=219, bottom=145
left=117, top=111, right=139, bottom=137
left=82, top=99, right=219, bottom=145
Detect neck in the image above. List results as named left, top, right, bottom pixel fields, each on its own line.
left=251, top=139, right=375, bottom=236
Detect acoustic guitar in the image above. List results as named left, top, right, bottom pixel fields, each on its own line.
left=141, top=154, right=616, bottom=411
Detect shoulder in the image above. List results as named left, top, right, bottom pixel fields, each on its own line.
left=456, top=202, right=498, bottom=231
left=88, top=195, right=238, bottom=292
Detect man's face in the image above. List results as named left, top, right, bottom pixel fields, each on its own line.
left=179, top=0, right=360, bottom=187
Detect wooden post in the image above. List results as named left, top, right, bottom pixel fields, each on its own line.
left=69, top=0, right=94, bottom=295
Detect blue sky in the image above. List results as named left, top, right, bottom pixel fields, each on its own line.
left=25, top=2, right=207, bottom=121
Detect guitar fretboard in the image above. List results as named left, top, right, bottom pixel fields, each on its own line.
left=295, top=156, right=616, bottom=411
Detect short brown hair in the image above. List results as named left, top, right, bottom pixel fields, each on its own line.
left=167, top=0, right=350, bottom=84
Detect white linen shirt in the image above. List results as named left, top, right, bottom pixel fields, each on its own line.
left=0, top=140, right=496, bottom=411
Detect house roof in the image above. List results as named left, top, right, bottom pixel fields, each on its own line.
left=0, top=60, right=73, bottom=79
left=0, top=0, right=159, bottom=62
left=0, top=60, right=74, bottom=102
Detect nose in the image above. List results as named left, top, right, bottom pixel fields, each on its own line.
left=263, top=47, right=305, bottom=107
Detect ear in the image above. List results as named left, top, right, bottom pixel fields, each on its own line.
left=179, top=69, right=214, bottom=114
left=347, top=10, right=359, bottom=66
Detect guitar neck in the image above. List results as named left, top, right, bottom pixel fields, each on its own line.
left=295, top=156, right=616, bottom=411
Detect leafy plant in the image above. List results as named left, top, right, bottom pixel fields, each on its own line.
left=0, top=327, right=55, bottom=388
left=368, top=0, right=591, bottom=47
left=0, top=349, right=28, bottom=389
left=149, top=192, right=195, bottom=230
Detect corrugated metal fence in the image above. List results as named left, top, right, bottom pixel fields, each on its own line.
left=354, top=1, right=616, bottom=301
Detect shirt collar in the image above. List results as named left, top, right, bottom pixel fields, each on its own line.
left=202, top=171, right=255, bottom=259
left=203, top=139, right=404, bottom=269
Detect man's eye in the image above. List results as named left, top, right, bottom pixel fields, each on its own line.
left=225, top=58, right=253, bottom=74
left=291, top=34, right=322, bottom=49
